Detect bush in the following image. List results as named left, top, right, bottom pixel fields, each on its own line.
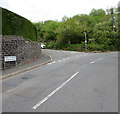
left=2, top=7, right=37, bottom=41
left=87, top=43, right=105, bottom=51
left=46, top=41, right=116, bottom=52
left=46, top=42, right=69, bottom=50
left=65, top=43, right=84, bottom=51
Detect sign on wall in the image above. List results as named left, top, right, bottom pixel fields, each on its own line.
left=4, top=56, right=16, bottom=62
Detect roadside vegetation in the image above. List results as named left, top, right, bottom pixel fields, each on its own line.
left=2, top=7, right=37, bottom=41
left=34, top=8, right=119, bottom=52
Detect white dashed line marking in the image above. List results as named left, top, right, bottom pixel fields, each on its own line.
left=90, top=58, right=103, bottom=64
left=47, top=61, right=56, bottom=65
left=90, top=61, right=95, bottom=64
left=58, top=60, right=62, bottom=62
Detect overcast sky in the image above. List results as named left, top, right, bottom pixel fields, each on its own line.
left=0, top=0, right=119, bottom=22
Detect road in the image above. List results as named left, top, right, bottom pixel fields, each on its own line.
left=2, top=49, right=118, bottom=112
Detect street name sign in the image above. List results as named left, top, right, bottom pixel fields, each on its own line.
left=4, top=56, right=16, bottom=62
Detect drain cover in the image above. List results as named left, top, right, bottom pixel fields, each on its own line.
left=11, top=84, right=17, bottom=87
left=22, top=77, right=28, bottom=79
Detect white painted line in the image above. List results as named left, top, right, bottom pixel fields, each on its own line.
left=47, top=63, right=52, bottom=65
left=58, top=58, right=70, bottom=62
left=48, top=57, right=71, bottom=65
left=62, top=59, right=66, bottom=61
left=52, top=61, right=56, bottom=63
left=47, top=61, right=56, bottom=65
left=90, top=61, right=95, bottom=64
left=32, top=72, right=79, bottom=110
left=66, top=58, right=70, bottom=60
left=57, top=60, right=62, bottom=62
left=90, top=58, right=103, bottom=64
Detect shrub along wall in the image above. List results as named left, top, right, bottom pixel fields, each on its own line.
left=2, top=7, right=37, bottom=41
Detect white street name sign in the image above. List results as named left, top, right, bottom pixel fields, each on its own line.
left=4, top=56, right=16, bottom=62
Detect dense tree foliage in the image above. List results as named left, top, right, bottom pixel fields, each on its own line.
left=2, top=7, right=37, bottom=41
left=34, top=20, right=59, bottom=42
left=34, top=7, right=119, bottom=51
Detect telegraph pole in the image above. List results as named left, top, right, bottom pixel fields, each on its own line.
left=110, top=8, right=116, bottom=32
left=84, top=31, right=87, bottom=52
left=118, top=1, right=120, bottom=51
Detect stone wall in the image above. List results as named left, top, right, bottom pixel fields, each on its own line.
left=1, top=35, right=41, bottom=70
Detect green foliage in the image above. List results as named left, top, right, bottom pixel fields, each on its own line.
left=89, top=9, right=106, bottom=22
left=46, top=41, right=69, bottom=49
left=118, top=2, right=120, bottom=50
left=87, top=43, right=105, bottom=51
left=93, top=18, right=118, bottom=50
left=65, top=43, right=84, bottom=51
left=34, top=20, right=59, bottom=42
left=56, top=17, right=84, bottom=44
left=2, top=7, right=37, bottom=41
left=34, top=7, right=119, bottom=51
left=0, top=7, right=2, bottom=35
left=72, top=14, right=96, bottom=39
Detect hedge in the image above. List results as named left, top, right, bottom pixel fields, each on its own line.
left=1, top=7, right=37, bottom=41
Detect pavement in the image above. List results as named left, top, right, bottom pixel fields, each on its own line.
left=1, top=52, right=52, bottom=79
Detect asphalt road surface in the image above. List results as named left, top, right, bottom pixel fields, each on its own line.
left=2, top=49, right=118, bottom=112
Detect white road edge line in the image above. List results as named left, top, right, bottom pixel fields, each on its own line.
left=90, top=58, right=103, bottom=64
left=32, top=72, right=79, bottom=110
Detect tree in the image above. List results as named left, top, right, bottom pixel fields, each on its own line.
left=56, top=18, right=84, bottom=44
left=89, top=9, right=106, bottom=22
left=93, top=18, right=118, bottom=50
left=34, top=21, right=44, bottom=40
left=34, top=20, right=59, bottom=42
left=72, top=14, right=96, bottom=40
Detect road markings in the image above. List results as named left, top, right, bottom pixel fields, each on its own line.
left=47, top=61, right=56, bottom=65
left=47, top=53, right=89, bottom=66
left=62, top=58, right=67, bottom=61
left=32, top=72, right=79, bottom=110
left=90, top=58, right=103, bottom=64
left=47, top=57, right=71, bottom=65
left=66, top=58, right=70, bottom=60
left=90, top=61, right=95, bottom=64
left=57, top=60, right=62, bottom=62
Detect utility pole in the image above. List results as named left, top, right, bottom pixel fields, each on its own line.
left=84, top=31, right=87, bottom=52
left=118, top=1, right=120, bottom=51
left=110, top=8, right=116, bottom=32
